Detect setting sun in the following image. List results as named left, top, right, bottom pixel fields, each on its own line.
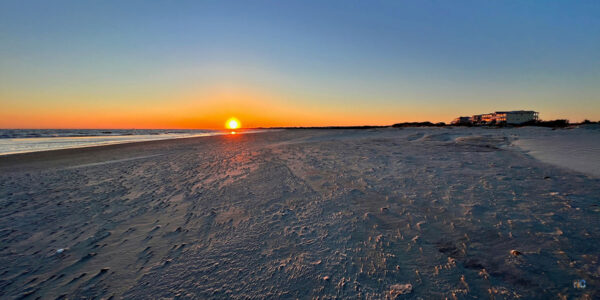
left=226, top=118, right=240, bottom=129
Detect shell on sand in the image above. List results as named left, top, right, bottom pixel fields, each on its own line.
left=388, top=283, right=413, bottom=298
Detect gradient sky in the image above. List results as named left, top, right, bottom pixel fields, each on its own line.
left=1, top=0, right=599, bottom=129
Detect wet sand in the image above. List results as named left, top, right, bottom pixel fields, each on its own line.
left=0, top=128, right=598, bottom=299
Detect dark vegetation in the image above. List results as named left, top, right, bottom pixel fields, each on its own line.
left=451, top=119, right=598, bottom=129
left=392, top=122, right=446, bottom=127
left=518, top=119, right=570, bottom=128
left=264, top=125, right=389, bottom=130
left=258, top=120, right=598, bottom=130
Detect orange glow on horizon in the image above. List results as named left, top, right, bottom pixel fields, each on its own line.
left=2, top=82, right=550, bottom=129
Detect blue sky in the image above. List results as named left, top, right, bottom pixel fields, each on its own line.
left=1, top=0, right=599, bottom=128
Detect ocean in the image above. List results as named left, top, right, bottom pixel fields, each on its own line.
left=0, top=129, right=226, bottom=155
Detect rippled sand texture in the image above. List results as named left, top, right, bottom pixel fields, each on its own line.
left=0, top=128, right=598, bottom=299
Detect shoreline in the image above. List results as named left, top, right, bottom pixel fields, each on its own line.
left=0, top=129, right=272, bottom=157
left=0, top=131, right=239, bottom=171
left=1, top=122, right=594, bottom=157
left=2, top=127, right=598, bottom=179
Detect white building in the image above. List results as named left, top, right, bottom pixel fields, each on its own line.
left=493, top=111, right=539, bottom=124
left=466, top=110, right=539, bottom=125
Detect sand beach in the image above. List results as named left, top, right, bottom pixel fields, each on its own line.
left=0, top=127, right=598, bottom=299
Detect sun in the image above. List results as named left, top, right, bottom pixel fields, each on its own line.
left=226, top=118, right=240, bottom=130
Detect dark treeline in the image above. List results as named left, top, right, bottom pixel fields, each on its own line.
left=260, top=125, right=389, bottom=130
left=255, top=120, right=598, bottom=130
left=392, top=122, right=446, bottom=127
left=452, top=119, right=599, bottom=128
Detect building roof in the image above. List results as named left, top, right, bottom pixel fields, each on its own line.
left=495, top=110, right=537, bottom=114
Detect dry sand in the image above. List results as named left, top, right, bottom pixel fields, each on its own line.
left=0, top=128, right=598, bottom=299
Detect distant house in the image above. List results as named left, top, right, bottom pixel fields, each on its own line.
left=481, top=113, right=496, bottom=124
left=455, top=110, right=539, bottom=125
left=493, top=110, right=539, bottom=124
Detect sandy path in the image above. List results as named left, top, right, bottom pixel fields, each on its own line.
left=0, top=128, right=598, bottom=299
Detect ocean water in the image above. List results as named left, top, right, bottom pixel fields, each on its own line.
left=0, top=129, right=226, bottom=155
